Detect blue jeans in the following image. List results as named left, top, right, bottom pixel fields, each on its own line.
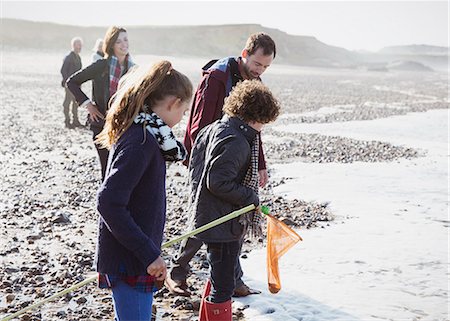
left=112, top=280, right=154, bottom=321
left=206, top=240, right=240, bottom=303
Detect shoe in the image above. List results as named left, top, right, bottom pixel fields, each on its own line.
left=232, top=283, right=261, bottom=297
left=164, top=275, right=191, bottom=297
left=64, top=120, right=73, bottom=129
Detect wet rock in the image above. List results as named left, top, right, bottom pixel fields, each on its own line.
left=1, top=280, right=12, bottom=289
left=6, top=293, right=15, bottom=303
left=5, top=267, right=19, bottom=273
left=20, top=314, right=31, bottom=321
left=279, top=217, right=296, bottom=226
left=56, top=310, right=67, bottom=318
left=52, top=212, right=71, bottom=224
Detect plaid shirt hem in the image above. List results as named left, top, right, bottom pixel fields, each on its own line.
left=98, top=273, right=157, bottom=293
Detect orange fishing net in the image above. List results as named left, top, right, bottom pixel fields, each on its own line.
left=266, top=214, right=302, bottom=293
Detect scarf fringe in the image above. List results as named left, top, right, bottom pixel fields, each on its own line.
left=239, top=134, right=264, bottom=239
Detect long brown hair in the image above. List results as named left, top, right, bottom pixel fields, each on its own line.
left=96, top=61, right=192, bottom=149
left=103, top=26, right=127, bottom=58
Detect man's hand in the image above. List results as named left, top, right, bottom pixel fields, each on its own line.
left=258, top=169, right=268, bottom=188
left=146, top=256, right=167, bottom=281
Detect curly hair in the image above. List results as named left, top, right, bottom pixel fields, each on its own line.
left=222, top=80, right=280, bottom=124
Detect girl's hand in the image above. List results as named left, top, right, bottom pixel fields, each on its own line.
left=146, top=256, right=167, bottom=281
left=86, top=103, right=105, bottom=122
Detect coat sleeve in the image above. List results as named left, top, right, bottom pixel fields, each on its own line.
left=60, top=55, right=70, bottom=86
left=67, top=60, right=104, bottom=105
left=186, top=75, right=224, bottom=154
left=257, top=132, right=266, bottom=170
left=206, top=137, right=259, bottom=207
left=96, top=145, right=161, bottom=268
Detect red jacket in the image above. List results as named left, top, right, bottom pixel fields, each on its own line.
left=184, top=56, right=266, bottom=170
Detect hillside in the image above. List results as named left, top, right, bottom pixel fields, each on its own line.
left=379, top=44, right=449, bottom=56
left=1, top=18, right=358, bottom=68
left=1, top=19, right=447, bottom=70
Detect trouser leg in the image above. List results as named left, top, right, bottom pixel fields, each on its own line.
left=169, top=236, right=203, bottom=281
left=206, top=241, right=240, bottom=303
left=234, top=234, right=245, bottom=288
left=92, top=128, right=109, bottom=181
left=111, top=279, right=154, bottom=321
left=62, top=89, right=71, bottom=125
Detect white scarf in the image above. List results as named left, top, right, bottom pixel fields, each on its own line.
left=134, top=110, right=186, bottom=162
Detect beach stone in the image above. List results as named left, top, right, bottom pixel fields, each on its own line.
left=5, top=267, right=19, bottom=273
left=20, top=314, right=31, bottom=321
left=1, top=281, right=12, bottom=289
left=279, top=217, right=296, bottom=226
left=52, top=212, right=71, bottom=224
left=6, top=293, right=15, bottom=303
left=56, top=310, right=67, bottom=318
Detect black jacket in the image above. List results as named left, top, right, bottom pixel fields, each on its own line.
left=189, top=115, right=259, bottom=243
left=60, top=51, right=82, bottom=87
left=67, top=58, right=110, bottom=130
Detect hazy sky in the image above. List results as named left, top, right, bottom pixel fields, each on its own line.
left=2, top=1, right=448, bottom=51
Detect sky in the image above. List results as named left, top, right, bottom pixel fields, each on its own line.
left=1, top=0, right=449, bottom=51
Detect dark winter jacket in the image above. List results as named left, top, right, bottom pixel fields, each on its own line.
left=95, top=123, right=166, bottom=275
left=60, top=51, right=82, bottom=87
left=189, top=115, right=260, bottom=243
left=67, top=58, right=132, bottom=130
left=184, top=57, right=267, bottom=170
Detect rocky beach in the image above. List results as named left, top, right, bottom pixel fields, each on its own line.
left=0, top=51, right=448, bottom=320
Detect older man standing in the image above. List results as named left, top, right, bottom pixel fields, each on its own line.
left=61, top=37, right=83, bottom=128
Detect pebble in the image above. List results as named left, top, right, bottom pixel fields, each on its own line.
left=76, top=297, right=87, bottom=305
left=52, top=212, right=71, bottom=224
left=6, top=293, right=15, bottom=303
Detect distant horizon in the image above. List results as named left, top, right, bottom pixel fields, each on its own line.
left=1, top=1, right=448, bottom=52
left=2, top=16, right=448, bottom=54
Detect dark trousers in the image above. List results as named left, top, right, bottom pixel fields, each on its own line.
left=62, top=88, right=79, bottom=124
left=206, top=241, right=240, bottom=303
left=92, top=128, right=109, bottom=181
left=169, top=236, right=245, bottom=288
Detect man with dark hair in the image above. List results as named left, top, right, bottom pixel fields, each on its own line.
left=166, top=32, right=276, bottom=297
left=61, top=37, right=83, bottom=128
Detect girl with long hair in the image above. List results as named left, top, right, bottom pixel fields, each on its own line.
left=95, top=61, right=192, bottom=320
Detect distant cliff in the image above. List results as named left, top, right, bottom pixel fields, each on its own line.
left=1, top=19, right=447, bottom=70
left=1, top=18, right=358, bottom=68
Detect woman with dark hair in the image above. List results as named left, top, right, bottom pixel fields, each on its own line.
left=67, top=26, right=135, bottom=180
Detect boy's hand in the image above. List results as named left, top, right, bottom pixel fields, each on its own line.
left=259, top=169, right=268, bottom=187
left=146, top=256, right=167, bottom=281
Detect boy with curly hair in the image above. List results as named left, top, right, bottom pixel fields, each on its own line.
left=188, top=80, right=280, bottom=320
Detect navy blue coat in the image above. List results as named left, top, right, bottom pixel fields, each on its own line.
left=95, top=124, right=166, bottom=275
